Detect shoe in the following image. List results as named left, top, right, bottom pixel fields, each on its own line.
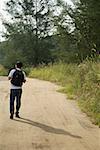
left=15, top=113, right=20, bottom=118
left=10, top=114, right=13, bottom=119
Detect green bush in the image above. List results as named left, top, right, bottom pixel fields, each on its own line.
left=76, top=61, right=100, bottom=125
left=0, top=65, right=7, bottom=76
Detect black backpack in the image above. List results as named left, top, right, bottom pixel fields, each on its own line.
left=11, top=69, right=24, bottom=86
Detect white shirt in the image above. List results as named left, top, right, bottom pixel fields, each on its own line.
left=8, top=68, right=26, bottom=89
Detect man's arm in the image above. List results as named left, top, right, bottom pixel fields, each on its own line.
left=8, top=69, right=15, bottom=80
left=23, top=71, right=26, bottom=83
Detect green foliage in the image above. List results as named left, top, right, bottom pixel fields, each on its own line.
left=0, top=40, right=27, bottom=68
left=75, top=60, right=100, bottom=125
left=1, top=0, right=99, bottom=67
left=55, top=0, right=100, bottom=60
left=24, top=67, right=32, bottom=76
left=28, top=60, right=100, bottom=126
left=0, top=65, right=7, bottom=76
left=2, top=0, right=55, bottom=66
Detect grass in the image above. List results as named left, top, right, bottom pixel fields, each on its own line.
left=0, top=65, right=7, bottom=76
left=28, top=60, right=100, bottom=126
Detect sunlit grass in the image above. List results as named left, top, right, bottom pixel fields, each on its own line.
left=0, top=65, right=7, bottom=76
left=28, top=60, right=100, bottom=126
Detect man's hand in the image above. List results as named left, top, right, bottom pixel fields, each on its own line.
left=23, top=79, right=26, bottom=83
left=8, top=77, right=11, bottom=80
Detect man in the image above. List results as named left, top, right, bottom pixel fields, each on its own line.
left=8, top=61, right=26, bottom=119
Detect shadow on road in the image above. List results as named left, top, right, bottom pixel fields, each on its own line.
left=14, top=117, right=82, bottom=139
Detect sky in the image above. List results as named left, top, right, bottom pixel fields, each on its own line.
left=0, top=0, right=73, bottom=41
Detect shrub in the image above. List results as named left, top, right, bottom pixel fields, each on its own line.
left=0, top=65, right=7, bottom=76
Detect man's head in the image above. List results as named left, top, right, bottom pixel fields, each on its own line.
left=16, top=61, right=23, bottom=68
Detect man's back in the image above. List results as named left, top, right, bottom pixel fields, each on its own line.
left=8, top=68, right=26, bottom=89
left=11, top=69, right=24, bottom=86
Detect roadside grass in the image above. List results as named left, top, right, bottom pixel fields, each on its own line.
left=0, top=65, right=7, bottom=76
left=28, top=61, right=100, bottom=126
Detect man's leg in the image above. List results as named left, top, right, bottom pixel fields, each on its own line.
left=10, top=89, right=15, bottom=119
left=16, top=89, right=22, bottom=118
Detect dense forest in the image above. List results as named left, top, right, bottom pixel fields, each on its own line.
left=0, top=0, right=100, bottom=68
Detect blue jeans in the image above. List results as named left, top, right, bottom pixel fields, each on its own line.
left=10, top=89, right=22, bottom=114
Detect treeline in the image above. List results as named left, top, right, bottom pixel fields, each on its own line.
left=0, top=0, right=100, bottom=68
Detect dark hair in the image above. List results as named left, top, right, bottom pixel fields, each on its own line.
left=16, top=61, right=23, bottom=68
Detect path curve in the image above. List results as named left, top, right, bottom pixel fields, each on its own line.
left=0, top=77, right=100, bottom=150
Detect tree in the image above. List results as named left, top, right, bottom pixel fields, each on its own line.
left=0, top=40, right=27, bottom=68
left=55, top=0, right=100, bottom=61
left=3, top=0, right=55, bottom=66
left=52, top=0, right=79, bottom=62
left=72, top=0, right=100, bottom=58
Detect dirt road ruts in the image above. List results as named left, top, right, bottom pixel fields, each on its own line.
left=0, top=77, right=99, bottom=150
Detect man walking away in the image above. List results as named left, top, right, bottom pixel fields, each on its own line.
left=8, top=61, right=26, bottom=119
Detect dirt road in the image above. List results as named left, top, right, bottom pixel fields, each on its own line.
left=0, top=77, right=100, bottom=150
